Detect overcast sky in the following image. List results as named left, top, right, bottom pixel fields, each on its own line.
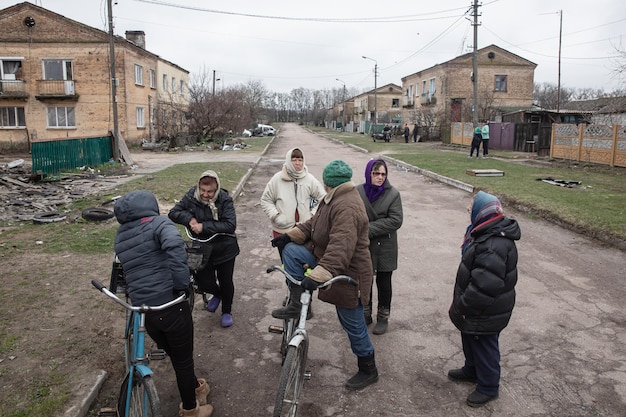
left=4, top=0, right=625, bottom=94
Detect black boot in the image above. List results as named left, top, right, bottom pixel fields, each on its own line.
left=373, top=307, right=390, bottom=335
left=345, top=353, right=379, bottom=390
left=272, top=286, right=303, bottom=319
left=363, top=304, right=373, bottom=326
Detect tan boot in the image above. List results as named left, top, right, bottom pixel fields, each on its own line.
left=195, top=378, right=210, bottom=406
left=179, top=403, right=214, bottom=417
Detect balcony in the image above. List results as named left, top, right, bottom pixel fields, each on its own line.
left=0, top=80, right=28, bottom=100
left=402, top=96, right=414, bottom=108
left=420, top=94, right=437, bottom=105
left=35, top=80, right=79, bottom=101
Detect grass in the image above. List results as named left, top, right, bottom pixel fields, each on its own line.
left=308, top=126, right=626, bottom=245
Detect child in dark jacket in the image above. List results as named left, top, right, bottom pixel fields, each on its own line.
left=114, top=190, right=214, bottom=417
left=447, top=191, right=521, bottom=408
left=469, top=127, right=482, bottom=158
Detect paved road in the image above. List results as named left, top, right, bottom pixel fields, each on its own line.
left=151, top=123, right=626, bottom=417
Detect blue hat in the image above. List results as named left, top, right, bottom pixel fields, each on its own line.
left=322, top=160, right=353, bottom=188
left=475, top=127, right=481, bottom=133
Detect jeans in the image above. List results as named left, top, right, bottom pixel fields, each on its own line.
left=282, top=243, right=374, bottom=358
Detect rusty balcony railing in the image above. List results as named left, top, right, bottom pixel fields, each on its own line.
left=0, top=80, right=28, bottom=98
left=36, top=80, right=78, bottom=99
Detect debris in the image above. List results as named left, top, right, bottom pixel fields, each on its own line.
left=466, top=169, right=505, bottom=177
left=6, top=159, right=24, bottom=169
left=537, top=177, right=581, bottom=188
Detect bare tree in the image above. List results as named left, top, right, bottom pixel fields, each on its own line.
left=533, top=82, right=574, bottom=109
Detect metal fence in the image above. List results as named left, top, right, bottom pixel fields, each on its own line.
left=31, top=136, right=113, bottom=174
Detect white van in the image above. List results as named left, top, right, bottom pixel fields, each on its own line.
left=258, top=124, right=276, bottom=136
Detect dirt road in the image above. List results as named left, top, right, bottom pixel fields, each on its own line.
left=120, top=123, right=626, bottom=416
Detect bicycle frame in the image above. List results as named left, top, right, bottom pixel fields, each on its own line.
left=92, top=279, right=186, bottom=417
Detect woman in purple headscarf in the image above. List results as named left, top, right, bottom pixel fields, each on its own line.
left=356, top=159, right=403, bottom=335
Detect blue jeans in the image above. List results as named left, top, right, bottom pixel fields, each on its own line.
left=282, top=243, right=375, bottom=358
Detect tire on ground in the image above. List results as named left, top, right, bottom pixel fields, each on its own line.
left=32, top=211, right=67, bottom=224
left=82, top=207, right=115, bottom=221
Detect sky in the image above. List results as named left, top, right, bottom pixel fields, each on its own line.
left=3, top=0, right=625, bottom=94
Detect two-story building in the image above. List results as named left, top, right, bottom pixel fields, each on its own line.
left=401, top=45, right=536, bottom=138
left=0, top=2, right=189, bottom=154
left=351, top=83, right=402, bottom=133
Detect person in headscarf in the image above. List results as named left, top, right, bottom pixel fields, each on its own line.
left=448, top=191, right=521, bottom=407
left=270, top=160, right=379, bottom=391
left=114, top=190, right=214, bottom=417
left=356, top=159, right=403, bottom=335
left=169, top=170, right=240, bottom=328
left=260, top=147, right=326, bottom=259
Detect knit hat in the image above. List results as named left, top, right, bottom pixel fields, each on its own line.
left=475, top=127, right=481, bottom=133
left=322, top=160, right=352, bottom=188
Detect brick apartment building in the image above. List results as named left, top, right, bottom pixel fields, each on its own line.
left=0, top=2, right=189, bottom=151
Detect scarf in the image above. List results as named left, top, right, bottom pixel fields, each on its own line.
left=461, top=191, right=504, bottom=254
left=284, top=148, right=308, bottom=180
left=363, top=159, right=387, bottom=203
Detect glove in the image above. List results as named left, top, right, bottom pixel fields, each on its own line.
left=173, top=285, right=191, bottom=299
left=301, top=276, right=321, bottom=292
left=271, top=234, right=291, bottom=252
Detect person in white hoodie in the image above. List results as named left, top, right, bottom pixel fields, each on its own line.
left=261, top=147, right=326, bottom=259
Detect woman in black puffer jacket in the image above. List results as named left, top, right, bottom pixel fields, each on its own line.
left=448, top=191, right=521, bottom=408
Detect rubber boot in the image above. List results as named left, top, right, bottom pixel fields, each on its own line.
left=363, top=304, right=373, bottom=326
left=195, top=378, right=210, bottom=406
left=373, top=307, right=390, bottom=335
left=179, top=402, right=214, bottom=417
left=345, top=352, right=379, bottom=390
left=271, top=286, right=303, bottom=319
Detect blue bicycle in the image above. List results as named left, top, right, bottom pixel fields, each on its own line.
left=92, top=279, right=187, bottom=417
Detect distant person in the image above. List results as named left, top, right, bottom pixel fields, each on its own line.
left=448, top=191, right=521, bottom=408
left=412, top=123, right=419, bottom=143
left=270, top=160, right=379, bottom=390
left=169, top=170, right=240, bottom=328
left=403, top=123, right=410, bottom=143
left=481, top=121, right=490, bottom=158
left=356, top=159, right=403, bottom=335
left=382, top=125, right=391, bottom=141
left=469, top=127, right=482, bottom=158
left=260, top=147, right=326, bottom=260
left=114, top=190, right=214, bottom=417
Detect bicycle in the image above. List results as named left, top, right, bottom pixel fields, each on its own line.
left=91, top=279, right=188, bottom=417
left=183, top=227, right=237, bottom=310
left=266, top=265, right=357, bottom=417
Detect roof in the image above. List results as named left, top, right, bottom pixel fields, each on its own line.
left=562, top=96, right=626, bottom=114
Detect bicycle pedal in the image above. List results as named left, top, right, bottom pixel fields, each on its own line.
left=268, top=324, right=284, bottom=334
left=148, top=349, right=167, bottom=360
left=304, top=370, right=311, bottom=380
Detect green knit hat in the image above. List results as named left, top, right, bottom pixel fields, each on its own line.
left=322, top=160, right=353, bottom=188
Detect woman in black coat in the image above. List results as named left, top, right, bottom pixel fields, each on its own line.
left=448, top=191, right=521, bottom=407
left=169, top=170, right=240, bottom=328
left=356, top=158, right=403, bottom=335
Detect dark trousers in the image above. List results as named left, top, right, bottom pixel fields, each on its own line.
left=369, top=270, right=393, bottom=309
left=145, top=302, right=197, bottom=409
left=482, top=139, right=489, bottom=155
left=198, top=257, right=236, bottom=314
left=470, top=142, right=481, bottom=157
left=461, top=332, right=500, bottom=396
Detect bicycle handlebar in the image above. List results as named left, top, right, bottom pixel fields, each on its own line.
left=185, top=227, right=236, bottom=243
left=91, top=279, right=187, bottom=312
left=266, top=265, right=358, bottom=288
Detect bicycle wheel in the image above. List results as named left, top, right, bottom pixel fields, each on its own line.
left=118, top=370, right=162, bottom=417
left=273, top=342, right=308, bottom=417
left=280, top=317, right=296, bottom=364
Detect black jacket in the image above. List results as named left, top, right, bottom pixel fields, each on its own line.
left=168, top=187, right=240, bottom=265
left=449, top=216, right=521, bottom=334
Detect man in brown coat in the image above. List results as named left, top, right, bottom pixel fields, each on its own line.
left=270, top=159, right=378, bottom=391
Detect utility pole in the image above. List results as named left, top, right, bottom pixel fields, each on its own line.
left=362, top=56, right=378, bottom=133
left=557, top=10, right=562, bottom=112
left=107, top=0, right=119, bottom=161
left=336, top=78, right=347, bottom=131
left=471, top=0, right=480, bottom=126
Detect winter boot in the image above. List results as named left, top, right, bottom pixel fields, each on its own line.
left=195, top=378, right=210, bottom=406
left=345, top=352, right=379, bottom=390
left=363, top=304, right=373, bottom=326
left=373, top=307, right=390, bottom=335
left=271, top=285, right=303, bottom=319
left=179, top=402, right=214, bottom=417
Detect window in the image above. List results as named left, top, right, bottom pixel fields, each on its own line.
left=43, top=59, right=73, bottom=80
left=171, top=77, right=176, bottom=93
left=495, top=75, right=507, bottom=92
left=47, top=106, right=75, bottom=128
left=1, top=59, right=23, bottom=80
left=429, top=78, right=436, bottom=95
left=0, top=106, right=26, bottom=127
left=134, top=64, right=143, bottom=85
left=136, top=107, right=145, bottom=128
left=421, top=80, right=427, bottom=96
left=149, top=69, right=156, bottom=88
left=162, top=74, right=168, bottom=90
left=180, top=80, right=185, bottom=95
left=392, top=98, right=399, bottom=107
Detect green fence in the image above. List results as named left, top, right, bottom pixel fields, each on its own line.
left=31, top=136, right=113, bottom=174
